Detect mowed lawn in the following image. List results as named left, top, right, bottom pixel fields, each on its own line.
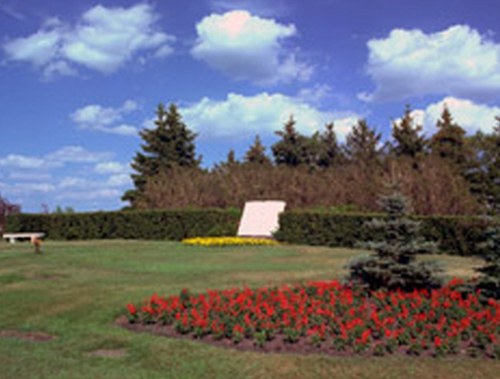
left=0, top=240, right=497, bottom=379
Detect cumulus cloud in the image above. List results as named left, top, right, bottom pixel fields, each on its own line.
left=191, top=10, right=312, bottom=85
left=409, top=97, right=500, bottom=136
left=0, top=146, right=112, bottom=170
left=55, top=188, right=122, bottom=201
left=3, top=3, right=174, bottom=77
left=94, top=161, right=129, bottom=174
left=211, top=0, right=290, bottom=17
left=0, top=146, right=130, bottom=211
left=71, top=100, right=139, bottom=136
left=181, top=92, right=360, bottom=140
left=0, top=154, right=45, bottom=168
left=361, top=25, right=500, bottom=102
left=45, top=146, right=112, bottom=165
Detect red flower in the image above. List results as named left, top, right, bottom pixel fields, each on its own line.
left=233, top=324, right=244, bottom=335
left=127, top=303, right=137, bottom=315
left=434, top=336, right=442, bottom=347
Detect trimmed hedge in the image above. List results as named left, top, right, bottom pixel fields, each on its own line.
left=7, top=208, right=497, bottom=256
left=5, top=209, right=240, bottom=241
left=275, top=211, right=498, bottom=256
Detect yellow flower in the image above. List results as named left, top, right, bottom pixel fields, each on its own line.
left=182, top=236, right=278, bottom=247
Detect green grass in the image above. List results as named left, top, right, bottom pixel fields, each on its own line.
left=0, top=240, right=496, bottom=379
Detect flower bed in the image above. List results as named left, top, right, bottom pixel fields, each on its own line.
left=124, top=280, right=500, bottom=358
left=181, top=236, right=278, bottom=247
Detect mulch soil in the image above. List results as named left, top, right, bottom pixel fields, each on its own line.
left=116, top=316, right=484, bottom=358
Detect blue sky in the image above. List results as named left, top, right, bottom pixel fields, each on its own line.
left=0, top=0, right=499, bottom=212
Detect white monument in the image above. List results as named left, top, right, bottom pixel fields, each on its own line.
left=237, top=200, right=286, bottom=238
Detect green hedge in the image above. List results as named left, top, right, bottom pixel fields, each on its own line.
left=7, top=208, right=497, bottom=256
left=275, top=211, right=498, bottom=256
left=5, top=209, right=240, bottom=241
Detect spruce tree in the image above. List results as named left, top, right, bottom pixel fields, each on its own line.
left=272, top=116, right=309, bottom=167
left=344, top=119, right=382, bottom=164
left=430, top=105, right=469, bottom=166
left=244, top=135, right=272, bottom=165
left=317, top=122, right=342, bottom=167
left=475, top=224, right=500, bottom=300
left=391, top=105, right=427, bottom=158
left=123, top=103, right=200, bottom=206
left=347, top=188, right=441, bottom=291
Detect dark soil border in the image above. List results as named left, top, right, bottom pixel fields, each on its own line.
left=116, top=316, right=494, bottom=359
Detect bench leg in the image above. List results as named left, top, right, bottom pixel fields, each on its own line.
left=9, top=238, right=16, bottom=244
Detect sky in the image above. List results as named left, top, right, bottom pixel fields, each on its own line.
left=0, top=0, right=499, bottom=212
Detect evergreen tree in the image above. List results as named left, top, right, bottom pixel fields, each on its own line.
left=223, top=150, right=239, bottom=167
left=123, top=103, right=200, bottom=206
left=475, top=224, right=500, bottom=300
left=391, top=105, right=427, bottom=158
left=344, top=119, right=382, bottom=164
left=272, top=116, right=309, bottom=167
left=244, top=135, right=272, bottom=165
left=430, top=105, right=469, bottom=166
left=317, top=122, right=342, bottom=167
left=347, top=188, right=441, bottom=291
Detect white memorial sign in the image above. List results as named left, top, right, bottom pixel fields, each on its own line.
left=237, top=200, right=286, bottom=238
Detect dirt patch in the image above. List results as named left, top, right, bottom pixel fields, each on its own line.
left=0, top=330, right=55, bottom=342
left=86, top=349, right=127, bottom=358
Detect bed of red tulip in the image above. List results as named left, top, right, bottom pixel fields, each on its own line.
left=125, top=279, right=499, bottom=358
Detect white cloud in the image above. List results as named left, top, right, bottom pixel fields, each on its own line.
left=211, top=0, right=290, bottom=17
left=411, top=97, right=500, bottom=136
left=3, top=3, right=174, bottom=77
left=94, top=161, right=129, bottom=174
left=58, top=177, right=89, bottom=189
left=361, top=25, right=500, bottom=102
left=9, top=172, right=52, bottom=181
left=71, top=100, right=139, bottom=136
left=0, top=146, right=128, bottom=212
left=3, top=182, right=56, bottom=194
left=0, top=146, right=113, bottom=171
left=0, top=154, right=45, bottom=168
left=191, top=10, right=312, bottom=85
left=56, top=188, right=122, bottom=201
left=106, top=174, right=131, bottom=187
left=181, top=92, right=360, bottom=139
left=45, top=146, right=112, bottom=165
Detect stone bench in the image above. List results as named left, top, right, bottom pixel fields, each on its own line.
left=2, top=233, right=45, bottom=244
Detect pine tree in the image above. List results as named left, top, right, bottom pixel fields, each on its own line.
left=317, top=122, right=342, bottom=167
left=475, top=224, right=500, bottom=300
left=347, top=188, right=441, bottom=291
left=430, top=105, right=469, bottom=166
left=391, top=105, right=427, bottom=158
left=272, top=116, right=309, bottom=167
left=344, top=119, right=382, bottom=164
left=244, top=135, right=272, bottom=165
left=123, top=103, right=200, bottom=206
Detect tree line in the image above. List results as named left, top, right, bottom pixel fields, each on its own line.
left=123, top=103, right=500, bottom=215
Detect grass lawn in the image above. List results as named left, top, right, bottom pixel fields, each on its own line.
left=0, top=240, right=497, bottom=379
